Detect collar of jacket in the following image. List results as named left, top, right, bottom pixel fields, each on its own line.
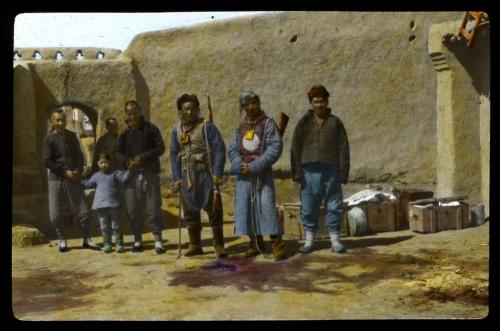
left=307, top=108, right=332, bottom=117
left=125, top=115, right=146, bottom=129
left=244, top=111, right=267, bottom=126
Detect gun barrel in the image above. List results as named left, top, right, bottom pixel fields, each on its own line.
left=277, top=112, right=290, bottom=137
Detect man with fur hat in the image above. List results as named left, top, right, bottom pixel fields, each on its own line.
left=170, top=93, right=227, bottom=258
left=228, top=89, right=286, bottom=261
left=291, top=85, right=350, bottom=254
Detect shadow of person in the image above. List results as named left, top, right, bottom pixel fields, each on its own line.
left=338, top=234, right=414, bottom=249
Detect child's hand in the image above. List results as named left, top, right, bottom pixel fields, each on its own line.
left=240, top=163, right=250, bottom=176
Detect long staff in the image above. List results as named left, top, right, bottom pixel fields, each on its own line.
left=177, top=185, right=183, bottom=259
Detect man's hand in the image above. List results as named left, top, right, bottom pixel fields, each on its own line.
left=213, top=176, right=223, bottom=185
left=240, top=163, right=250, bottom=176
left=128, top=156, right=141, bottom=169
left=171, top=180, right=182, bottom=193
left=66, top=170, right=81, bottom=182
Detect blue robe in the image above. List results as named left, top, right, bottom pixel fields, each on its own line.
left=228, top=117, right=283, bottom=235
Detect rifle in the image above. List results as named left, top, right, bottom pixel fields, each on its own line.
left=277, top=112, right=289, bottom=137
left=205, top=92, right=224, bottom=222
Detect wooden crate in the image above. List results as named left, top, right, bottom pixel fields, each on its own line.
left=393, top=189, right=434, bottom=229
left=281, top=203, right=349, bottom=239
left=437, top=203, right=470, bottom=230
left=409, top=204, right=438, bottom=233
left=409, top=201, right=470, bottom=233
left=359, top=201, right=399, bottom=233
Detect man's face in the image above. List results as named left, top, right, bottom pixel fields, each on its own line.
left=179, top=101, right=200, bottom=124
left=125, top=105, right=141, bottom=128
left=98, top=158, right=111, bottom=172
left=51, top=112, right=66, bottom=133
left=242, top=98, right=261, bottom=118
left=106, top=120, right=118, bottom=135
left=311, top=97, right=329, bottom=118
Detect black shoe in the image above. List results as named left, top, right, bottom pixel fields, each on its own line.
left=131, top=245, right=143, bottom=252
left=299, top=245, right=314, bottom=254
left=59, top=246, right=69, bottom=253
left=155, top=247, right=166, bottom=254
left=83, top=242, right=101, bottom=251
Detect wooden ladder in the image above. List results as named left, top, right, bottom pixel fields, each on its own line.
left=457, top=11, right=490, bottom=47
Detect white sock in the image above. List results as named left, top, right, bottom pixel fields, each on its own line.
left=58, top=240, right=67, bottom=248
left=155, top=241, right=164, bottom=249
left=329, top=232, right=341, bottom=246
left=304, top=231, right=316, bottom=247
left=133, top=241, right=142, bottom=247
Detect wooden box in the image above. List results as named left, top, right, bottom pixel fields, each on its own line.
left=359, top=201, right=400, bottom=233
left=437, top=203, right=470, bottom=230
left=409, top=200, right=470, bottom=233
left=281, top=203, right=349, bottom=239
left=393, top=189, right=434, bottom=229
left=409, top=203, right=438, bottom=233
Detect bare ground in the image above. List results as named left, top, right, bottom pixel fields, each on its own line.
left=12, top=180, right=489, bottom=320
left=12, top=225, right=489, bottom=320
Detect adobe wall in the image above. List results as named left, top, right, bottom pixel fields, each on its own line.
left=14, top=12, right=490, bottom=235
left=124, top=11, right=463, bottom=188
left=428, top=20, right=490, bottom=214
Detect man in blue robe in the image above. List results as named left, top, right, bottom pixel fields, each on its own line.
left=228, top=89, right=286, bottom=261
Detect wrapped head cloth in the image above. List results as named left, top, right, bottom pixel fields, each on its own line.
left=239, top=89, right=260, bottom=110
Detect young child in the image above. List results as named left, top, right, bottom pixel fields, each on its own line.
left=81, top=152, right=132, bottom=253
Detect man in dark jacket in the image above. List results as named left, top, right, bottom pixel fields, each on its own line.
left=92, top=117, right=120, bottom=173
left=43, top=107, right=101, bottom=252
left=117, top=100, right=166, bottom=254
left=291, top=85, right=350, bottom=254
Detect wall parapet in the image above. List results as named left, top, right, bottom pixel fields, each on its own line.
left=13, top=47, right=122, bottom=62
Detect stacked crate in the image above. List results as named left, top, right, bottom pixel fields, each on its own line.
left=357, top=200, right=400, bottom=233
left=393, top=188, right=434, bottom=229
left=409, top=197, right=470, bottom=233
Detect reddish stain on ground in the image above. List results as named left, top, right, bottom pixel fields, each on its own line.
left=169, top=250, right=435, bottom=294
left=12, top=270, right=119, bottom=316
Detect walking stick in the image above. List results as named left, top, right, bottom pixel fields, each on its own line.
left=177, top=184, right=183, bottom=259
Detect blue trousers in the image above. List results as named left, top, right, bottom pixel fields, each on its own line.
left=96, top=207, right=121, bottom=238
left=300, top=163, right=343, bottom=233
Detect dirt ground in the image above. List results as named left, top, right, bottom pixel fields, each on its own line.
left=12, top=180, right=489, bottom=320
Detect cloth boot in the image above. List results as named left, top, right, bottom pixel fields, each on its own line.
left=270, top=235, right=286, bottom=261
left=102, top=233, right=112, bottom=254
left=299, top=230, right=316, bottom=254
left=244, top=235, right=264, bottom=257
left=330, top=231, right=347, bottom=253
left=115, top=234, right=125, bottom=253
left=185, top=226, right=203, bottom=257
left=211, top=226, right=228, bottom=258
